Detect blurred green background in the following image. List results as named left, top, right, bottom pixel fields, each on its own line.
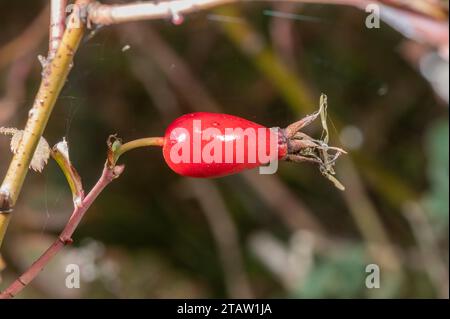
left=0, top=0, right=448, bottom=298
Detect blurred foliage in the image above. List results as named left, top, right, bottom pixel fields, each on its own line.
left=423, top=119, right=449, bottom=234
left=294, top=244, right=367, bottom=298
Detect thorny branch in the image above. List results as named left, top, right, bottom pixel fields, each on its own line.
left=0, top=145, right=124, bottom=299
left=0, top=0, right=88, bottom=247
left=85, top=0, right=448, bottom=26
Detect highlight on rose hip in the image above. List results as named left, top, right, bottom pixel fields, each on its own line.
left=0, top=0, right=448, bottom=303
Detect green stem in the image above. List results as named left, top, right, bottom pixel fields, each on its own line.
left=114, top=137, right=164, bottom=163
left=0, top=3, right=87, bottom=248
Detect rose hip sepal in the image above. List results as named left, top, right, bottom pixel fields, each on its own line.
left=110, top=107, right=346, bottom=188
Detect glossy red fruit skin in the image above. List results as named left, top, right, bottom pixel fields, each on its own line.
left=162, top=112, right=287, bottom=178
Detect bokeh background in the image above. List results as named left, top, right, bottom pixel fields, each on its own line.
left=0, top=0, right=448, bottom=298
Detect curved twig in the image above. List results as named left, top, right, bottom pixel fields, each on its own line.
left=0, top=163, right=124, bottom=299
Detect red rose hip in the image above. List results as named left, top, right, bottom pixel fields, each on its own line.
left=162, top=112, right=287, bottom=178
left=111, top=104, right=345, bottom=188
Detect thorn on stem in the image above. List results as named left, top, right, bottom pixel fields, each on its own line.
left=0, top=190, right=12, bottom=213
left=112, top=164, right=125, bottom=178
left=59, top=236, right=73, bottom=245
left=37, top=55, right=49, bottom=70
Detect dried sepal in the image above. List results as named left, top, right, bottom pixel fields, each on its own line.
left=283, top=94, right=347, bottom=190
left=0, top=253, right=6, bottom=283
left=1, top=127, right=50, bottom=173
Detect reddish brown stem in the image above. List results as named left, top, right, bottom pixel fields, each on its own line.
left=0, top=164, right=124, bottom=299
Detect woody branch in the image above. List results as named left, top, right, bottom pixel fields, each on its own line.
left=0, top=163, right=124, bottom=299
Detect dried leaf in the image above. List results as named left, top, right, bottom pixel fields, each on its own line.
left=107, top=134, right=122, bottom=167
left=1, top=127, right=50, bottom=173
left=52, top=139, right=84, bottom=207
